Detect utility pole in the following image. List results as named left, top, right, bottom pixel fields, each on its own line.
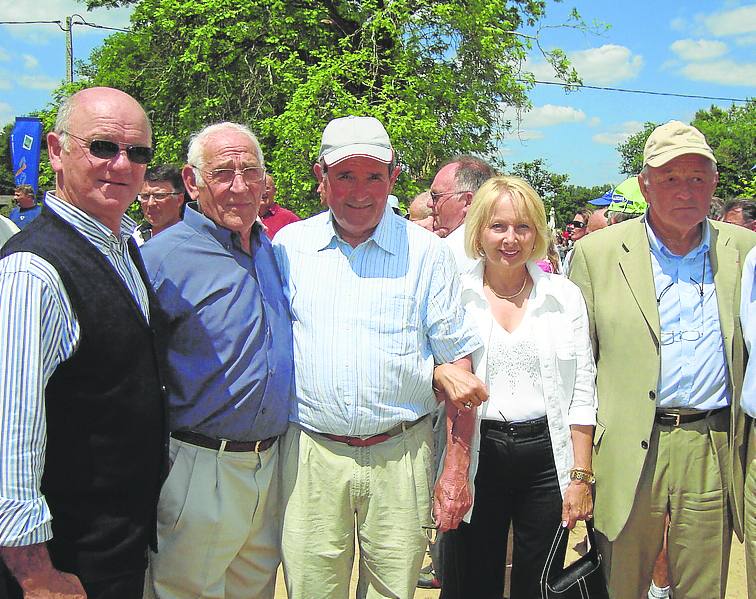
left=65, top=16, right=73, bottom=83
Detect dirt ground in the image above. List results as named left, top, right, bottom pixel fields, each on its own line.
left=274, top=522, right=749, bottom=598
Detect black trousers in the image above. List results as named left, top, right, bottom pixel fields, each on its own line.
left=440, top=417, right=567, bottom=599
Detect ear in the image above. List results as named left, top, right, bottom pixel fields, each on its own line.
left=182, top=164, right=201, bottom=200
left=637, top=174, right=649, bottom=201
left=47, top=132, right=64, bottom=174
left=313, top=162, right=324, bottom=183
left=461, top=191, right=474, bottom=214
left=387, top=164, right=401, bottom=191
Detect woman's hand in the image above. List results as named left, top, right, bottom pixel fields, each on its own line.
left=561, top=479, right=593, bottom=530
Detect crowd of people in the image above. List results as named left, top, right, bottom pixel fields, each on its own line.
left=0, top=86, right=754, bottom=599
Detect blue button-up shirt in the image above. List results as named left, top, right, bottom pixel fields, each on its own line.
left=273, top=205, right=482, bottom=436
left=141, top=204, right=293, bottom=441
left=646, top=218, right=729, bottom=409
left=740, top=246, right=756, bottom=418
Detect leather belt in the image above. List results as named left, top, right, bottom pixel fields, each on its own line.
left=321, top=415, right=428, bottom=447
left=481, top=415, right=548, bottom=437
left=655, top=407, right=726, bottom=427
left=172, top=430, right=277, bottom=452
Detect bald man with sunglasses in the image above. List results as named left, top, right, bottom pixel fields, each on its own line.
left=0, top=87, right=164, bottom=599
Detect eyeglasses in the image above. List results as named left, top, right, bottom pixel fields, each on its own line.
left=568, top=220, right=586, bottom=229
left=657, top=254, right=707, bottom=346
left=429, top=190, right=472, bottom=206
left=193, top=165, right=266, bottom=186
left=137, top=192, right=182, bottom=203
left=63, top=131, right=154, bottom=164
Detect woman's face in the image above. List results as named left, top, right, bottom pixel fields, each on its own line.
left=480, top=192, right=536, bottom=272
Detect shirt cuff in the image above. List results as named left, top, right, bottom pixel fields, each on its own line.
left=0, top=496, right=53, bottom=546
left=567, top=404, right=597, bottom=427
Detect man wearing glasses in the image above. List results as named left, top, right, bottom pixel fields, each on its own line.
left=134, top=164, right=186, bottom=245
left=140, top=122, right=293, bottom=599
left=273, top=116, right=485, bottom=599
left=569, top=121, right=756, bottom=598
left=0, top=87, right=164, bottom=598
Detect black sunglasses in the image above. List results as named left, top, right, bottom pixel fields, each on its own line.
left=63, top=131, right=154, bottom=165
left=568, top=220, right=586, bottom=229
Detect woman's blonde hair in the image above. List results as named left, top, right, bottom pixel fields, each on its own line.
left=464, top=176, right=549, bottom=261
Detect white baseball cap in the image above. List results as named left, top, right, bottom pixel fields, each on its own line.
left=319, top=116, right=394, bottom=167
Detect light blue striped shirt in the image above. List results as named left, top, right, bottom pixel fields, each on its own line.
left=645, top=218, right=729, bottom=410
left=273, top=205, right=482, bottom=436
left=0, top=193, right=147, bottom=547
left=740, top=246, right=756, bottom=418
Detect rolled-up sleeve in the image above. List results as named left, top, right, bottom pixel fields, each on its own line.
left=566, top=283, right=598, bottom=426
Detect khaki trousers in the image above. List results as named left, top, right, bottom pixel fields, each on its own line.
left=280, top=419, right=434, bottom=599
left=145, top=436, right=281, bottom=599
left=746, top=420, right=755, bottom=599
left=597, top=409, right=732, bottom=599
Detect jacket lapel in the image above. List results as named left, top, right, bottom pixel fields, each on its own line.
left=618, top=221, right=661, bottom=347
left=709, top=223, right=737, bottom=376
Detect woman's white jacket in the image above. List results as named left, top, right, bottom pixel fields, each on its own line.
left=459, top=260, right=597, bottom=523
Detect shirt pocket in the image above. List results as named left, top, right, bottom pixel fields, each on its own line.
left=554, top=341, right=577, bottom=393
left=368, top=294, right=419, bottom=356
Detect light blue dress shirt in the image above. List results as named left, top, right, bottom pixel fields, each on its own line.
left=740, top=246, right=756, bottom=418
left=646, top=218, right=729, bottom=409
left=273, top=205, right=482, bottom=436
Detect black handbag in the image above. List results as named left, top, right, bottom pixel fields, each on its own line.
left=540, top=519, right=610, bottom=599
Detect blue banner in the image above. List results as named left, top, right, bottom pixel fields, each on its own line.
left=10, top=117, right=43, bottom=193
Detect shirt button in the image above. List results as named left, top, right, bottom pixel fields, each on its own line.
left=649, top=390, right=656, bottom=400
left=261, top=408, right=267, bottom=415
left=641, top=440, right=648, bottom=450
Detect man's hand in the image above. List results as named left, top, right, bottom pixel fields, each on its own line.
left=433, top=361, right=488, bottom=411
left=432, top=467, right=472, bottom=532
left=0, top=544, right=86, bottom=598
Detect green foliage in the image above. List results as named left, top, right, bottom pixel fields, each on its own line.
left=73, top=0, right=580, bottom=216
left=616, top=121, right=657, bottom=177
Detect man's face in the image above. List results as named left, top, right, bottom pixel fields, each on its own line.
left=723, top=208, right=745, bottom=227
left=315, top=156, right=399, bottom=246
left=260, top=174, right=276, bottom=213
left=640, top=154, right=718, bottom=237
left=139, top=180, right=183, bottom=230
left=428, top=163, right=471, bottom=237
left=47, top=89, right=151, bottom=232
left=184, top=130, right=264, bottom=237
left=586, top=207, right=608, bottom=234
left=568, top=213, right=587, bottom=241
left=14, top=189, right=35, bottom=209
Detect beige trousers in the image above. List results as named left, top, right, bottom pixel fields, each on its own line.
left=746, top=420, right=755, bottom=599
left=145, top=436, right=281, bottom=599
left=280, top=419, right=434, bottom=599
left=597, top=409, right=732, bottom=599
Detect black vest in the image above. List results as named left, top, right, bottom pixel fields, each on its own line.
left=1, top=207, right=165, bottom=582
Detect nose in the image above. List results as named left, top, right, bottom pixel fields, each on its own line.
left=109, top=148, right=134, bottom=171
left=229, top=171, right=251, bottom=193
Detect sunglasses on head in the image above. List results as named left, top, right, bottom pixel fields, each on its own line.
left=568, top=220, right=586, bottom=229
left=63, top=131, right=154, bottom=165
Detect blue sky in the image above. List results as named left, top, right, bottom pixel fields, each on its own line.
left=0, top=0, right=754, bottom=188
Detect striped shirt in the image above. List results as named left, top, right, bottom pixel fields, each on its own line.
left=273, top=205, right=482, bottom=436
left=0, top=193, right=148, bottom=546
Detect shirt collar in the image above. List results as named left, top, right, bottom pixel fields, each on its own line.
left=461, top=259, right=561, bottom=309
left=45, top=192, right=138, bottom=242
left=317, top=203, right=398, bottom=254
left=184, top=202, right=263, bottom=250
left=643, top=212, right=710, bottom=259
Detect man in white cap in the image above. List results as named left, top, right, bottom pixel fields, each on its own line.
left=272, top=115, right=486, bottom=599
left=569, top=120, right=756, bottom=598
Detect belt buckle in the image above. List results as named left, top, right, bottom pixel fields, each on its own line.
left=671, top=413, right=681, bottom=426
left=254, top=440, right=263, bottom=452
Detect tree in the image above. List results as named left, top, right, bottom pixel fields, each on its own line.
left=71, top=0, right=581, bottom=216
left=616, top=121, right=657, bottom=177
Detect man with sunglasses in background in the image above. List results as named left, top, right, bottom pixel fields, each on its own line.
left=0, top=87, right=164, bottom=599
left=134, top=165, right=186, bottom=245
left=140, top=122, right=293, bottom=599
left=569, top=121, right=756, bottom=598
left=562, top=208, right=592, bottom=274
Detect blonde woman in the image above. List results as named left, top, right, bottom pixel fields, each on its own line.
left=434, top=176, right=597, bottom=598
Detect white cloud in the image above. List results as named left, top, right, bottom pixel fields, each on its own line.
left=734, top=33, right=756, bottom=46
left=502, top=129, right=544, bottom=142
left=592, top=121, right=645, bottom=146
left=680, top=59, right=756, bottom=86
left=569, top=45, right=644, bottom=84
left=0, top=69, right=11, bottom=89
left=522, top=104, right=587, bottom=128
left=670, top=17, right=688, bottom=32
left=703, top=5, right=756, bottom=37
left=18, top=74, right=60, bottom=90
left=670, top=39, right=728, bottom=61
left=526, top=44, right=643, bottom=85
left=588, top=117, right=601, bottom=128
left=21, top=54, right=39, bottom=69
left=0, top=101, right=15, bottom=124
left=0, top=1, right=133, bottom=41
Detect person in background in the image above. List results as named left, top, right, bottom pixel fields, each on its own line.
left=561, top=208, right=592, bottom=273
left=435, top=176, right=596, bottom=598
left=0, top=87, right=164, bottom=599
left=569, top=120, right=756, bottom=598
left=408, top=190, right=434, bottom=231
left=0, top=214, right=19, bottom=247
left=134, top=164, right=185, bottom=245
left=8, top=184, right=42, bottom=230
left=259, top=173, right=300, bottom=239
left=723, top=198, right=756, bottom=231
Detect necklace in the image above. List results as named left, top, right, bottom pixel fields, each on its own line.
left=484, top=272, right=528, bottom=300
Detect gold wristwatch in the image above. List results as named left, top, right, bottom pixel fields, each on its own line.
left=569, top=468, right=596, bottom=485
